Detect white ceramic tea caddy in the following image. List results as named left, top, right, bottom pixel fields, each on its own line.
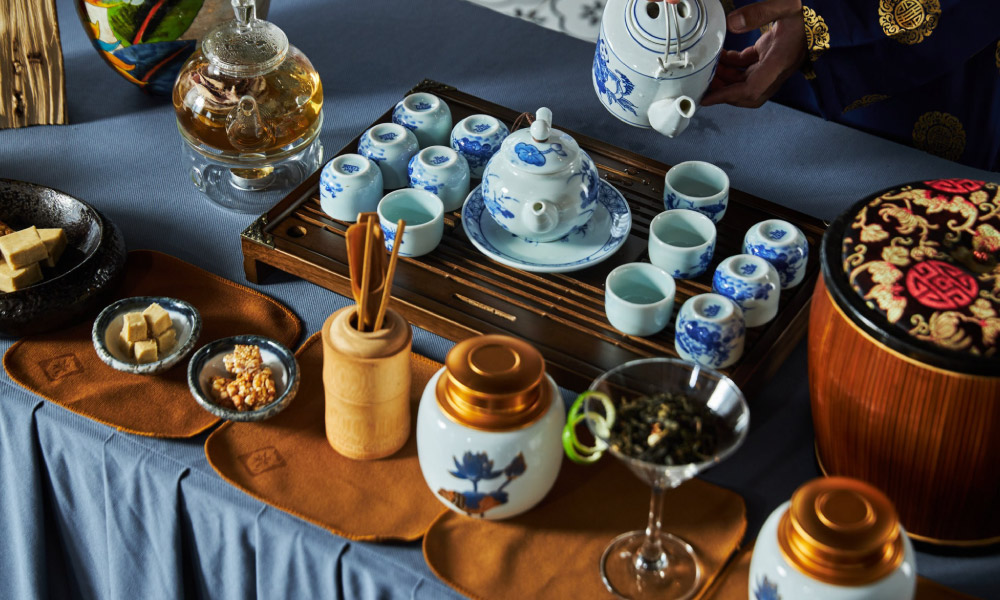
left=416, top=335, right=565, bottom=520
left=750, top=477, right=916, bottom=600
left=594, top=0, right=725, bottom=137
left=480, top=107, right=600, bottom=242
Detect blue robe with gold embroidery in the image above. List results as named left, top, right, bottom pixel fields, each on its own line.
left=726, top=0, right=1000, bottom=171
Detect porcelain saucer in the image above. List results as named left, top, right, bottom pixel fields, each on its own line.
left=461, top=180, right=632, bottom=273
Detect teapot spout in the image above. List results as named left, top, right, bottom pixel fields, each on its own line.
left=648, top=96, right=696, bottom=138
left=523, top=200, right=559, bottom=237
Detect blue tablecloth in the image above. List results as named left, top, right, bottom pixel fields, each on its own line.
left=1, top=0, right=997, bottom=598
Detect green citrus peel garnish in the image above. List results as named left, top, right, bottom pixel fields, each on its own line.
left=561, top=391, right=615, bottom=464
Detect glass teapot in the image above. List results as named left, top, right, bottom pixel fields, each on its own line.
left=593, top=0, right=725, bottom=137
left=173, top=0, right=323, bottom=212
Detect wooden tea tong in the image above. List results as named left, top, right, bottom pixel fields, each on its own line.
left=345, top=213, right=405, bottom=332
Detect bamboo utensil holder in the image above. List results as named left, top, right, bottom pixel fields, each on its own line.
left=321, top=306, right=411, bottom=460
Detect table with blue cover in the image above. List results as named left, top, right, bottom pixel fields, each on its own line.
left=1, top=0, right=998, bottom=598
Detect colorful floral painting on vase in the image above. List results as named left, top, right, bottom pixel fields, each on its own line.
left=437, top=451, right=527, bottom=518
left=75, top=0, right=259, bottom=96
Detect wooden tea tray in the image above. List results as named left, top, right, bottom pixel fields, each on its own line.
left=240, top=80, right=826, bottom=395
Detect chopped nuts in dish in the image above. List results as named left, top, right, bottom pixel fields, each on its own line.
left=210, top=345, right=277, bottom=412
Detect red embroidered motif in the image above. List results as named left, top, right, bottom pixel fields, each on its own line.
left=905, top=260, right=978, bottom=310
left=924, top=179, right=985, bottom=194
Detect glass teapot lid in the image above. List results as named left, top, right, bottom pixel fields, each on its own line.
left=202, top=0, right=288, bottom=78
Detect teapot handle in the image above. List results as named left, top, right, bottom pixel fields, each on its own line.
left=655, top=2, right=691, bottom=77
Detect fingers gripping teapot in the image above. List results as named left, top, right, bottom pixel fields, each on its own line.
left=593, top=0, right=725, bottom=137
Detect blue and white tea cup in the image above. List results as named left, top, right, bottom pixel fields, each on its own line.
left=674, top=293, right=745, bottom=369
left=648, top=209, right=716, bottom=279
left=392, top=92, right=453, bottom=148
left=742, top=219, right=809, bottom=289
left=605, top=263, right=676, bottom=337
left=358, top=123, right=420, bottom=190
left=319, top=154, right=383, bottom=222
left=407, top=146, right=470, bottom=212
left=663, top=161, right=730, bottom=223
left=450, top=114, right=510, bottom=178
left=377, top=188, right=445, bottom=258
left=711, top=254, right=780, bottom=328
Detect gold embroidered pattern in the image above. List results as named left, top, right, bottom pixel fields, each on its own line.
left=912, top=111, right=966, bottom=162
left=802, top=6, right=830, bottom=62
left=879, top=0, right=941, bottom=45
left=842, top=180, right=1000, bottom=357
left=843, top=94, right=890, bottom=113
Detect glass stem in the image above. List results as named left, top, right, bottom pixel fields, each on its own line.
left=636, top=487, right=668, bottom=572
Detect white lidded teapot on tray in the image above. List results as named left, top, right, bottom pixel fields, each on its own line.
left=480, top=108, right=601, bottom=242
left=594, top=0, right=725, bottom=137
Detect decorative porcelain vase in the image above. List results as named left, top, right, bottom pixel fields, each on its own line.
left=416, top=335, right=565, bottom=520
left=76, top=0, right=269, bottom=96
left=711, top=254, right=780, bottom=327
left=743, top=219, right=809, bottom=289
left=479, top=108, right=601, bottom=242
left=749, top=477, right=917, bottom=600
left=593, top=0, right=725, bottom=137
left=674, top=293, right=745, bottom=369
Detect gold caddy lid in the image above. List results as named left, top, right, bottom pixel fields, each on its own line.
left=778, top=476, right=905, bottom=587
left=436, top=335, right=549, bottom=431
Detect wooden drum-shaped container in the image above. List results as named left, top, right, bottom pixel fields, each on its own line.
left=809, top=179, right=1000, bottom=545
left=322, top=306, right=412, bottom=460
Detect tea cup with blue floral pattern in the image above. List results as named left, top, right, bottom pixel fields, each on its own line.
left=450, top=114, right=510, bottom=178
left=358, top=123, right=420, bottom=190
left=648, top=209, right=716, bottom=279
left=674, top=293, right=745, bottom=369
left=663, top=161, right=729, bottom=223
left=742, top=219, right=809, bottom=289
left=377, top=188, right=444, bottom=258
left=712, top=254, right=780, bottom=327
left=407, top=146, right=470, bottom=212
left=392, top=92, right=453, bottom=148
left=319, top=153, right=383, bottom=222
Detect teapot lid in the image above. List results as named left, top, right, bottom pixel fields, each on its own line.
left=500, top=108, right=582, bottom=175
left=203, top=0, right=288, bottom=78
left=627, top=0, right=708, bottom=55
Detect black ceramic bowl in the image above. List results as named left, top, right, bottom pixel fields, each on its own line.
left=0, top=179, right=126, bottom=337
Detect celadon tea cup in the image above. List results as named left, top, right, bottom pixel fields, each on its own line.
left=605, top=263, right=676, bottom=337
left=648, top=209, right=716, bottom=279
left=663, top=161, right=730, bottom=223
left=377, top=188, right=444, bottom=258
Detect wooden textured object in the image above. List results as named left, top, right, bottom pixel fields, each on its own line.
left=809, top=277, right=1000, bottom=545
left=241, top=81, right=827, bottom=395
left=0, top=0, right=67, bottom=128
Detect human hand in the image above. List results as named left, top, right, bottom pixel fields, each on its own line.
left=701, top=0, right=806, bottom=108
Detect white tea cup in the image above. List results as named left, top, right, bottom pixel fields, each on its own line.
left=605, top=263, right=676, bottom=337
left=648, top=209, right=716, bottom=279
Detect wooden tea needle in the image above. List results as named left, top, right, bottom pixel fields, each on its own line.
left=373, top=219, right=405, bottom=332
left=357, top=216, right=375, bottom=331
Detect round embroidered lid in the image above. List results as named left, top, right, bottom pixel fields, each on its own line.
left=823, top=179, right=1000, bottom=375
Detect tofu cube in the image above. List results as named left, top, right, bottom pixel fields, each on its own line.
left=156, top=327, right=177, bottom=353
left=0, top=227, right=49, bottom=269
left=37, top=228, right=67, bottom=268
left=120, top=337, right=135, bottom=356
left=0, top=261, right=43, bottom=292
left=120, top=312, right=147, bottom=342
left=142, top=303, right=173, bottom=336
left=133, top=340, right=158, bottom=363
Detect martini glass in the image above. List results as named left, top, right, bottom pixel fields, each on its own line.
left=585, top=357, right=749, bottom=600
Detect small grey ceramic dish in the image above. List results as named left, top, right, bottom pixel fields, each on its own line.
left=92, top=296, right=202, bottom=375
left=187, top=335, right=300, bottom=422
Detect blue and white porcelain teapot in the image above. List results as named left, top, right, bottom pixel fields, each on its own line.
left=594, top=0, right=725, bottom=137
left=480, top=108, right=600, bottom=242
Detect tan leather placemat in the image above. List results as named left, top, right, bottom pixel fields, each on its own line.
left=3, top=250, right=301, bottom=438
left=424, top=460, right=747, bottom=600
left=204, top=331, right=447, bottom=542
left=705, top=544, right=980, bottom=599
